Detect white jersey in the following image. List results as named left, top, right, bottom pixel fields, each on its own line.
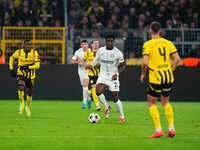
left=72, top=48, right=88, bottom=75
left=91, top=46, right=124, bottom=80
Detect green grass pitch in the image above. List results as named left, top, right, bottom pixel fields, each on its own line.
left=0, top=100, right=200, bottom=150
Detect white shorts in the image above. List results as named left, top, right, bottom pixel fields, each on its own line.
left=79, top=72, right=89, bottom=86
left=96, top=77, right=120, bottom=92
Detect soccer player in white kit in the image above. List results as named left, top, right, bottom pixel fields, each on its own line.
left=86, top=35, right=126, bottom=122
left=71, top=40, right=90, bottom=109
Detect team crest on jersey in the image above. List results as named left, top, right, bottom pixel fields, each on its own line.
left=110, top=54, right=115, bottom=58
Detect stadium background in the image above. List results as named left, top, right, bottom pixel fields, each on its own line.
left=0, top=0, right=200, bottom=101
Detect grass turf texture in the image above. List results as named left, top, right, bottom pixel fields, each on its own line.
left=0, top=100, right=199, bottom=150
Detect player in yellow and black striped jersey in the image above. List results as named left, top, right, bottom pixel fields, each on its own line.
left=140, top=21, right=180, bottom=138
left=9, top=40, right=40, bottom=117
left=83, top=40, right=110, bottom=113
left=83, top=40, right=100, bottom=110
left=142, top=35, right=177, bottom=97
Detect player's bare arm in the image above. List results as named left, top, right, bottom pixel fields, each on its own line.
left=96, top=60, right=101, bottom=66
left=85, top=64, right=92, bottom=70
left=82, top=59, right=88, bottom=68
left=140, top=55, right=149, bottom=83
left=83, top=58, right=92, bottom=70
left=70, top=58, right=82, bottom=64
left=171, top=52, right=180, bottom=72
left=111, top=62, right=125, bottom=80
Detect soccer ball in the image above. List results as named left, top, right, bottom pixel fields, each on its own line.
left=88, top=113, right=100, bottom=123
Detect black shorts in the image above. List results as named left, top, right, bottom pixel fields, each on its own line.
left=88, top=75, right=98, bottom=89
left=17, top=75, right=34, bottom=88
left=147, top=82, right=174, bottom=97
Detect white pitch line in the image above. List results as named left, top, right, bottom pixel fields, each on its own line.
left=0, top=136, right=200, bottom=139
left=0, top=136, right=132, bottom=139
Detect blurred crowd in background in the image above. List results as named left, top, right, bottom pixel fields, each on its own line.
left=0, top=0, right=64, bottom=27
left=1, top=0, right=199, bottom=29
left=68, top=0, right=200, bottom=58
left=68, top=0, right=200, bottom=30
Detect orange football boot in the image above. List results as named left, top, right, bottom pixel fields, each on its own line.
left=149, top=131, right=164, bottom=138
left=167, top=130, right=176, bottom=138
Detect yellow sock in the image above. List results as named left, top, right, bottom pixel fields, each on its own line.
left=26, top=95, right=32, bottom=107
left=149, top=105, right=161, bottom=129
left=91, top=87, right=99, bottom=105
left=163, top=103, right=174, bottom=127
left=18, top=90, right=24, bottom=104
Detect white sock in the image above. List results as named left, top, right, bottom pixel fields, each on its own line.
left=155, top=127, right=162, bottom=132
left=169, top=126, right=175, bottom=131
left=98, top=94, right=108, bottom=109
left=82, top=87, right=88, bottom=104
left=115, top=100, right=124, bottom=118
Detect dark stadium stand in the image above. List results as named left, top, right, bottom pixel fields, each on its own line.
left=0, top=0, right=64, bottom=27
left=68, top=0, right=200, bottom=29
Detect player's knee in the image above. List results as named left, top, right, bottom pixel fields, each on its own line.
left=96, top=85, right=103, bottom=96
left=161, top=95, right=170, bottom=106
left=83, top=80, right=89, bottom=87
left=18, top=86, right=24, bottom=91
left=112, top=92, right=118, bottom=103
left=113, top=96, right=118, bottom=103
left=96, top=89, right=101, bottom=96
left=27, top=92, right=32, bottom=96
left=26, top=89, right=32, bottom=96
left=18, top=84, right=24, bottom=91
left=148, top=101, right=156, bottom=107
left=112, top=94, right=118, bottom=102
left=161, top=100, right=169, bottom=106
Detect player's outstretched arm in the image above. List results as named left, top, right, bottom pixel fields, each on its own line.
left=71, top=50, right=82, bottom=64
left=171, top=52, right=180, bottom=72
left=71, top=58, right=82, bottom=64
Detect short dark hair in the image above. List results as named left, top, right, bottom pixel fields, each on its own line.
left=81, top=40, right=88, bottom=43
left=91, top=39, right=98, bottom=44
left=105, top=34, right=115, bottom=40
left=150, top=21, right=161, bottom=34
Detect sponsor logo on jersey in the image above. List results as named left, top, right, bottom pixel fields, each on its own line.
left=19, top=59, right=34, bottom=62
left=101, top=60, right=114, bottom=64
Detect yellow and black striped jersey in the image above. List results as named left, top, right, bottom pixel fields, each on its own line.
left=83, top=49, right=100, bottom=76
left=9, top=49, right=40, bottom=79
left=142, top=38, right=177, bottom=84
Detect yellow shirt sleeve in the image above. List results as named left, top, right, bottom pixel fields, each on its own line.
left=142, top=42, right=150, bottom=55
left=169, top=42, right=177, bottom=54
left=9, top=50, right=19, bottom=70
